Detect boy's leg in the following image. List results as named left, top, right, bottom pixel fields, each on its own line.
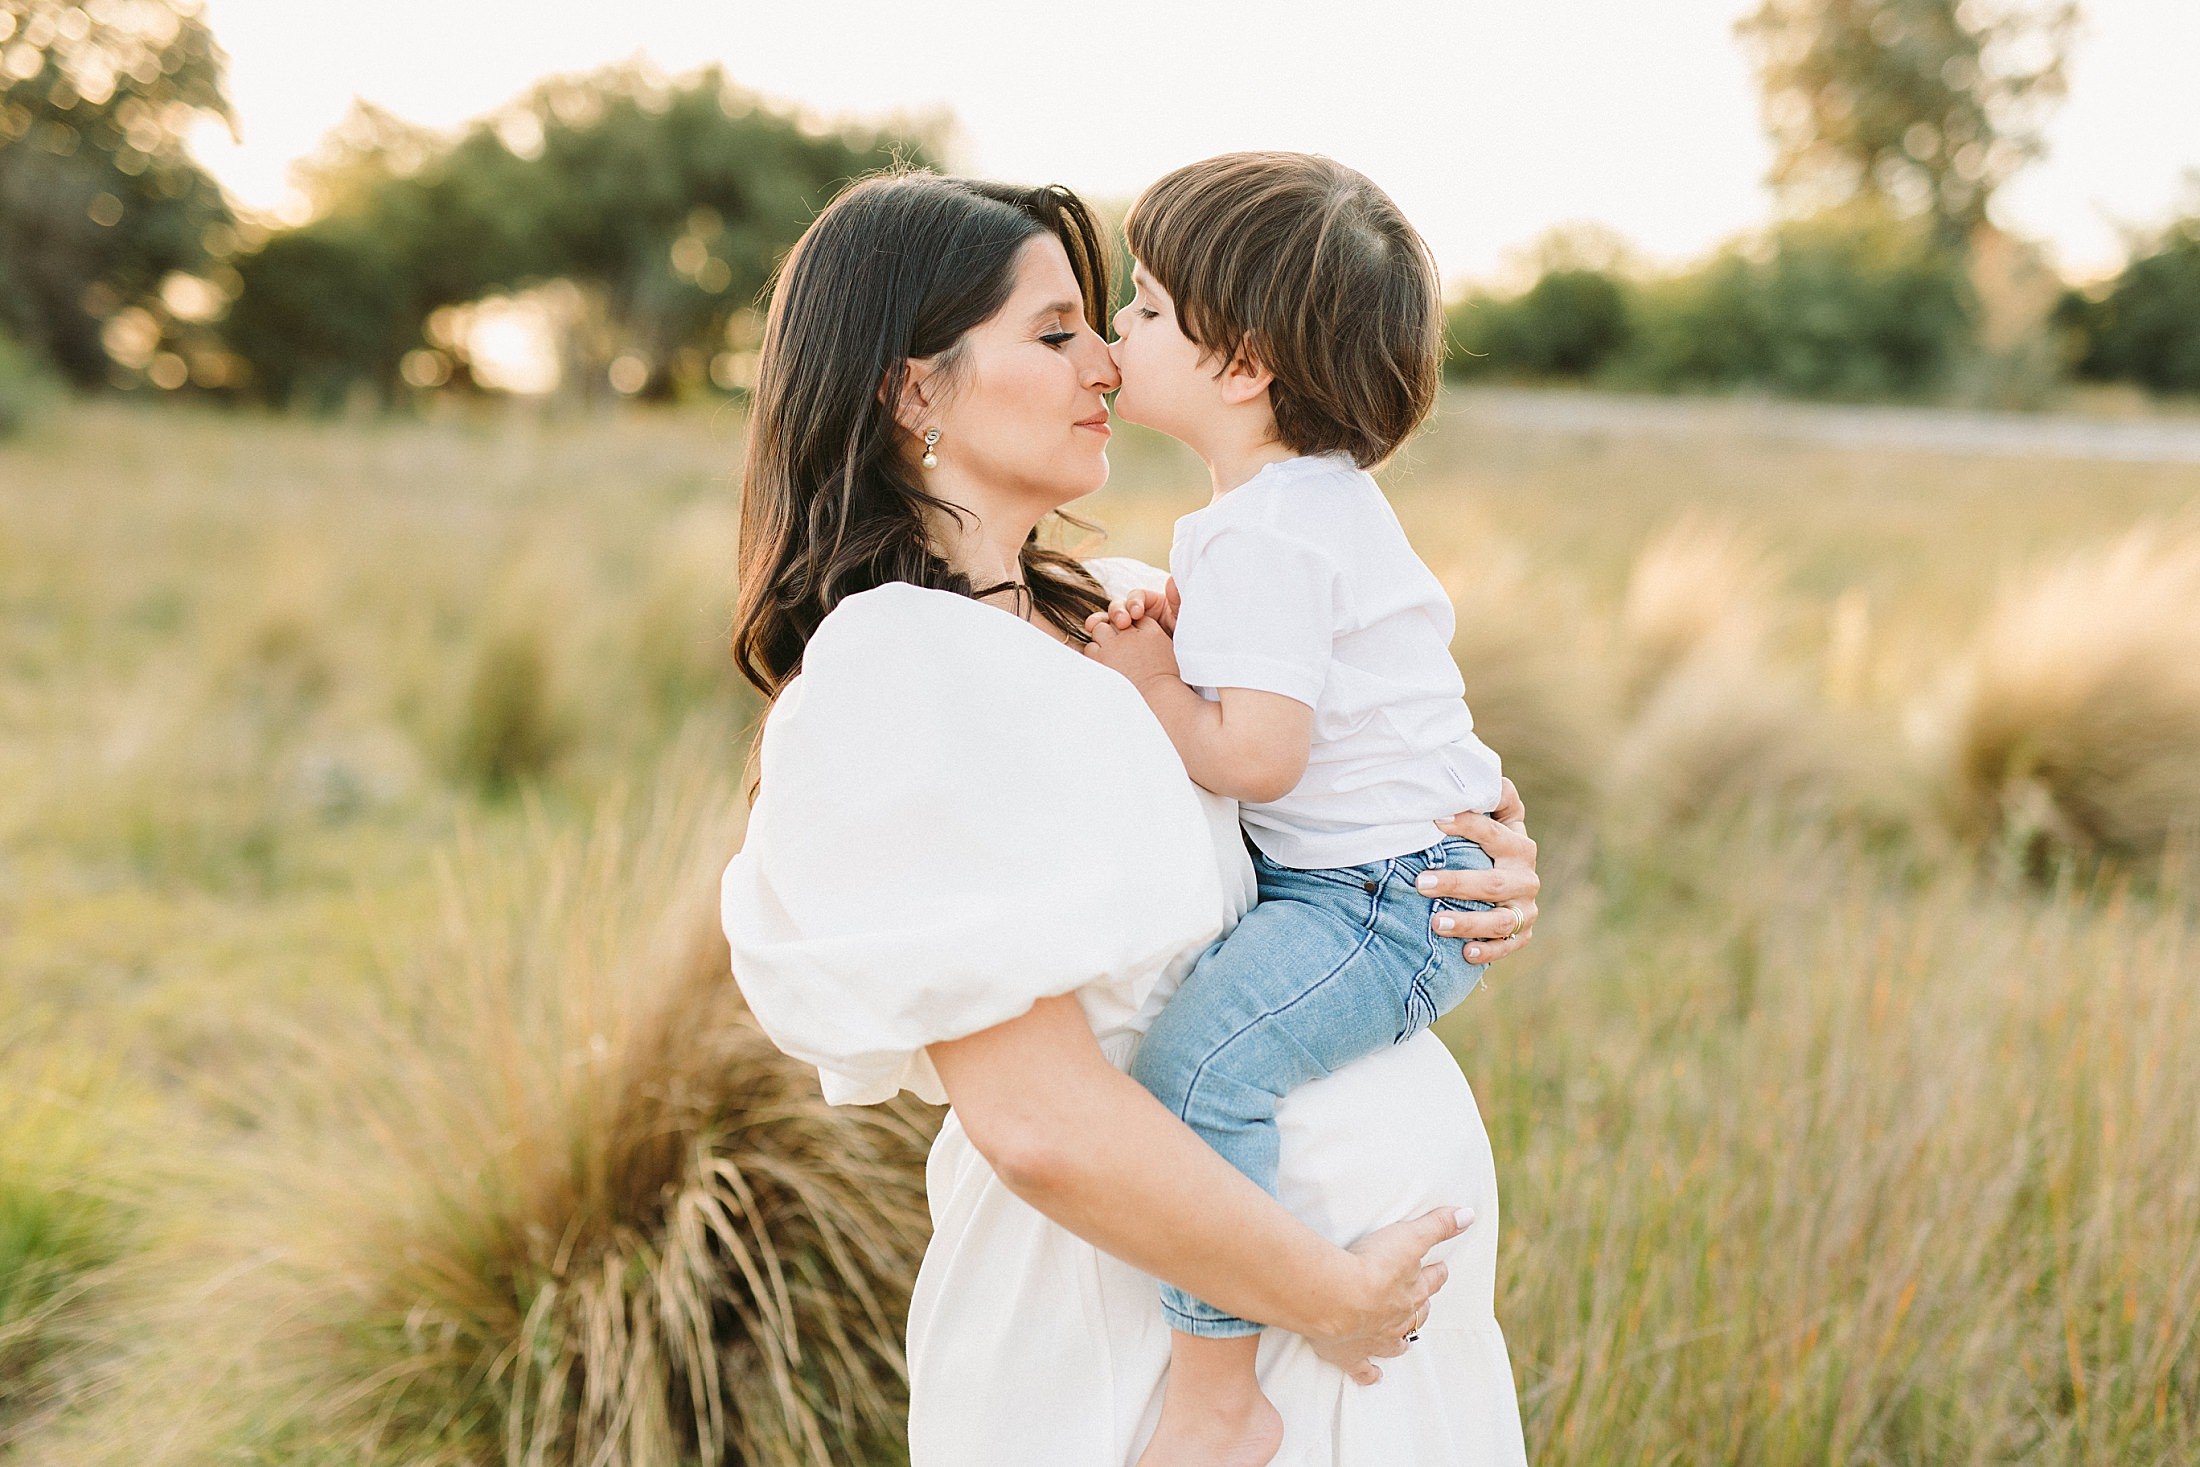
left=1128, top=883, right=1395, bottom=1335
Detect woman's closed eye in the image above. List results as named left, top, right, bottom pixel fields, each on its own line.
left=1040, top=331, right=1076, bottom=348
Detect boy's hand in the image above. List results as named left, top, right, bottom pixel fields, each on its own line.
left=1102, top=577, right=1181, bottom=635
left=1081, top=613, right=1182, bottom=690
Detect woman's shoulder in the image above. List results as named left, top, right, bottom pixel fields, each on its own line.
left=765, top=578, right=1161, bottom=770
left=807, top=579, right=1001, bottom=659
left=789, top=581, right=1069, bottom=701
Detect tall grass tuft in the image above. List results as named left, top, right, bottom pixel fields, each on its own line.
left=1453, top=812, right=2200, bottom=1465
left=450, top=606, right=574, bottom=796
left=58, top=751, right=934, bottom=1466
left=0, top=1044, right=143, bottom=1449
left=1611, top=645, right=1867, bottom=827
left=1436, top=544, right=1617, bottom=832
left=1614, top=517, right=1783, bottom=716
left=1932, top=523, right=2200, bottom=869
left=624, top=504, right=745, bottom=736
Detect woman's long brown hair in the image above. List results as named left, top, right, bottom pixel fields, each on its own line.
left=732, top=170, right=1115, bottom=701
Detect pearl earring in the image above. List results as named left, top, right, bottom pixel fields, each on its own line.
left=921, top=427, right=940, bottom=469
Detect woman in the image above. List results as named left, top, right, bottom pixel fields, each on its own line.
left=719, top=171, right=1540, bottom=1465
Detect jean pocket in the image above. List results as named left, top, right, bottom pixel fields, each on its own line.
left=1429, top=836, right=1495, bottom=875
left=1424, top=837, right=1495, bottom=925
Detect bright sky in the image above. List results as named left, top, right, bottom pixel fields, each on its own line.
left=187, top=0, right=2200, bottom=288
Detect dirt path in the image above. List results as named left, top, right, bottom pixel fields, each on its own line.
left=1452, top=386, right=2200, bottom=465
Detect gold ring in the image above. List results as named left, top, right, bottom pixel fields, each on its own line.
left=1501, top=902, right=1525, bottom=939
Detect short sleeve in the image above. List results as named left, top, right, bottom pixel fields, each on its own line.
left=719, top=584, right=1226, bottom=1107
left=1170, top=525, right=1340, bottom=708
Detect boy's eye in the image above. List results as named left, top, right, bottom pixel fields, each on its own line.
left=1137, top=308, right=1159, bottom=321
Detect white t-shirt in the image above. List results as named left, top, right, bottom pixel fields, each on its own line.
left=1168, top=452, right=1504, bottom=869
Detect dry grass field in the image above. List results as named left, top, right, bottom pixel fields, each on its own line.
left=2, top=391, right=2196, bottom=1464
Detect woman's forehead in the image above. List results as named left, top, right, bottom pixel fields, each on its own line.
left=1006, top=233, right=1083, bottom=306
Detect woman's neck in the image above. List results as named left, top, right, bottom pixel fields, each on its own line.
left=925, top=470, right=1043, bottom=593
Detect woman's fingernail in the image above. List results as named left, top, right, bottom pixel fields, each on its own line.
left=1435, top=915, right=1456, bottom=934
left=1466, top=945, right=1483, bottom=961
left=1416, top=874, right=1437, bottom=893
left=1455, top=1208, right=1475, bottom=1228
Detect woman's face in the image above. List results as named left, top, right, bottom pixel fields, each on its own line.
left=1108, top=262, right=1210, bottom=444
left=915, top=234, right=1120, bottom=507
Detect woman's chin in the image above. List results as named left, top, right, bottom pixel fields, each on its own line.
left=1049, top=447, right=1111, bottom=501
left=1076, top=448, right=1112, bottom=495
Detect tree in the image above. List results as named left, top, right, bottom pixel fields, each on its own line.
left=1618, top=204, right=1976, bottom=399
left=0, top=0, right=235, bottom=385
left=1445, top=224, right=1640, bottom=381
left=222, top=61, right=931, bottom=405
left=1447, top=270, right=1634, bottom=380
left=2062, top=196, right=2200, bottom=396
left=1735, top=0, right=2078, bottom=245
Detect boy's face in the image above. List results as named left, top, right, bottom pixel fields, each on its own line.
left=1108, top=263, right=1216, bottom=445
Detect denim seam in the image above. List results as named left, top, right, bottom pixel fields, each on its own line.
left=1397, top=842, right=1472, bottom=1042
left=1170, top=889, right=1386, bottom=1125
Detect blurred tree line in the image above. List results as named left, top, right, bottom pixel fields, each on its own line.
left=1448, top=0, right=2200, bottom=404
left=223, top=69, right=931, bottom=408
left=1, top=0, right=234, bottom=425
left=4, top=0, right=2199, bottom=427
left=1, top=1, right=926, bottom=421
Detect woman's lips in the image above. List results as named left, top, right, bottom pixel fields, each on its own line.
left=1075, top=415, right=1112, bottom=435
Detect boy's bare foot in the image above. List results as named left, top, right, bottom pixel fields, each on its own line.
left=1134, top=1389, right=1282, bottom=1467
left=1136, top=1332, right=1283, bottom=1467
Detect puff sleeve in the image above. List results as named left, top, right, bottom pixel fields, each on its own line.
left=719, top=583, right=1226, bottom=1106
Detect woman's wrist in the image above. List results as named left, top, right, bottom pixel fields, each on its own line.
left=1297, top=1244, right=1372, bottom=1341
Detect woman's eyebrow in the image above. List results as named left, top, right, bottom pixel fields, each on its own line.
left=1028, top=300, right=1080, bottom=323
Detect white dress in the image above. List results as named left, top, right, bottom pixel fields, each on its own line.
left=719, top=559, right=1528, bottom=1467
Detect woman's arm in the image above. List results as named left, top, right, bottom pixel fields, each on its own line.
left=928, top=993, right=1469, bottom=1384
left=1422, top=778, right=1541, bottom=963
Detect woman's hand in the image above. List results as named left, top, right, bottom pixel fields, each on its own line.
left=1305, top=1207, right=1475, bottom=1385
left=1422, top=777, right=1540, bottom=964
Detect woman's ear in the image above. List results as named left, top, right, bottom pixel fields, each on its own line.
left=1217, top=339, right=1274, bottom=406
left=887, top=356, right=940, bottom=436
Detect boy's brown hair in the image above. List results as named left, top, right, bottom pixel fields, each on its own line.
left=1125, top=151, right=1443, bottom=468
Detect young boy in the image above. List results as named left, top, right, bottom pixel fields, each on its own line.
left=1082, top=152, right=1510, bottom=1467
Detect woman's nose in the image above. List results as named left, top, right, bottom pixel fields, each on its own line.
left=1084, top=335, right=1121, bottom=391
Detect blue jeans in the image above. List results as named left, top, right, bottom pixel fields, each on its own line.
left=1128, top=834, right=1495, bottom=1337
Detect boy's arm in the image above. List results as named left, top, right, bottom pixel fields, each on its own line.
left=1082, top=617, right=1312, bottom=803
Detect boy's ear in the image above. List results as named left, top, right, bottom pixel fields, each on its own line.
left=883, top=356, right=940, bottom=435
left=1217, top=338, right=1275, bottom=407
